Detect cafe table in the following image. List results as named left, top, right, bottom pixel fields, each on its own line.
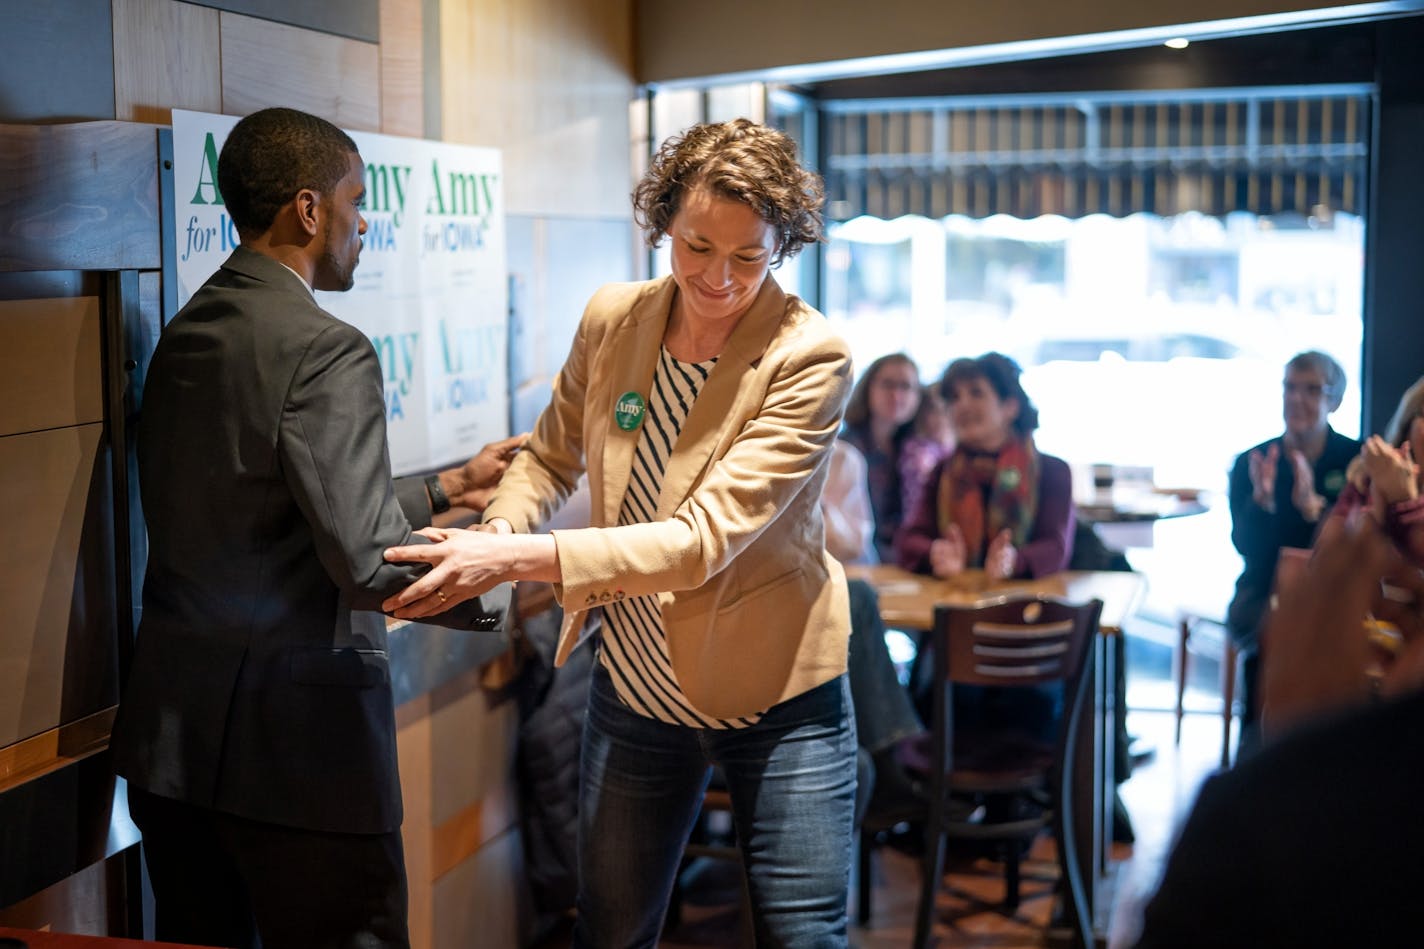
left=843, top=564, right=1146, bottom=945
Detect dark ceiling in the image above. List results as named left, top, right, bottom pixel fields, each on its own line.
left=804, top=23, right=1378, bottom=101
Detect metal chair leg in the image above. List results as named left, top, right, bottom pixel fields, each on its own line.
left=1220, top=640, right=1239, bottom=768
left=1173, top=617, right=1190, bottom=745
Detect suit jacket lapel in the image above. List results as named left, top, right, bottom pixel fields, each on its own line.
left=656, top=277, right=787, bottom=518
left=598, top=279, right=675, bottom=527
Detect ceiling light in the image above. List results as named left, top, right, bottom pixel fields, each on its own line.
left=1165, top=37, right=1190, bottom=49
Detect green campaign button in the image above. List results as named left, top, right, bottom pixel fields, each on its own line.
left=614, top=391, right=646, bottom=431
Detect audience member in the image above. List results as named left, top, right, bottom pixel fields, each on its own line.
left=898, top=384, right=955, bottom=522
left=1225, top=350, right=1360, bottom=758
left=895, top=352, right=1074, bottom=580
left=1135, top=511, right=1424, bottom=949
left=822, top=439, right=877, bottom=566
left=819, top=439, right=928, bottom=817
left=1320, top=375, right=1424, bottom=565
left=842, top=353, right=925, bottom=562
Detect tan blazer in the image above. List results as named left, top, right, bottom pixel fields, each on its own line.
left=483, top=274, right=853, bottom=719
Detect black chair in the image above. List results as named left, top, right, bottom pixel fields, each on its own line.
left=912, top=595, right=1102, bottom=949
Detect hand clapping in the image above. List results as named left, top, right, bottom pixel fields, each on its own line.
left=984, top=528, right=1017, bottom=580
left=929, top=526, right=967, bottom=578
left=1249, top=443, right=1279, bottom=512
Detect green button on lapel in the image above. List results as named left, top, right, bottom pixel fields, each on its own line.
left=614, top=391, right=646, bottom=432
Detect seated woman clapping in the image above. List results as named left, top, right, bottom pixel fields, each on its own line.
left=1320, top=375, right=1424, bottom=566
left=895, top=352, right=1073, bottom=580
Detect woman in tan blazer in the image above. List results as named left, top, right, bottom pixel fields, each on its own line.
left=385, top=119, right=857, bottom=946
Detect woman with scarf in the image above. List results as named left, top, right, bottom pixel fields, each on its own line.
left=894, top=352, right=1073, bottom=581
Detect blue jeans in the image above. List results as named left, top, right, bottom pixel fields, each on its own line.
left=574, top=661, right=858, bottom=949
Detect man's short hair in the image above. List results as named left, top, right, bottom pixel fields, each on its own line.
left=218, top=107, right=358, bottom=236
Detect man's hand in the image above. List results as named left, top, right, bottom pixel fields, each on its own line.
left=1248, top=443, right=1279, bottom=512
left=1287, top=448, right=1325, bottom=522
left=438, top=433, right=529, bottom=513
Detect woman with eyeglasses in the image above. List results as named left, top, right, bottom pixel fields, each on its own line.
left=842, top=354, right=948, bottom=562
left=1226, top=350, right=1361, bottom=761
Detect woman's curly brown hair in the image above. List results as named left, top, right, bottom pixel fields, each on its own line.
left=632, top=118, right=824, bottom=267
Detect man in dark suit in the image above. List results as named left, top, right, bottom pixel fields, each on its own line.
left=110, top=107, right=512, bottom=949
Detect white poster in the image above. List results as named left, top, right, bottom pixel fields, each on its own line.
left=170, top=109, right=508, bottom=475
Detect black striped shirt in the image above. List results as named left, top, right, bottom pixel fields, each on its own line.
left=599, top=347, right=762, bottom=729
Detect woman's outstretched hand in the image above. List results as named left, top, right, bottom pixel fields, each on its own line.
left=383, top=527, right=511, bottom=619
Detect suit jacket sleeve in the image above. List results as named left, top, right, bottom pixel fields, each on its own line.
left=394, top=475, right=432, bottom=529
left=280, top=322, right=488, bottom=628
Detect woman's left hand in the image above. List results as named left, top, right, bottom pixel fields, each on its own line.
left=1363, top=436, right=1418, bottom=505
left=383, top=527, right=512, bottom=618
left=985, top=528, right=1016, bottom=580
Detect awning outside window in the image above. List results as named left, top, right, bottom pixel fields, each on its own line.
left=822, top=85, right=1371, bottom=221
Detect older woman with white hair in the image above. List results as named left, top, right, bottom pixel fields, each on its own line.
left=1226, top=349, right=1361, bottom=760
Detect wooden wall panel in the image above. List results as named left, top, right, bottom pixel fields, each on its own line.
left=184, top=0, right=379, bottom=42
left=112, top=0, right=222, bottom=124
left=432, top=829, right=524, bottom=949
left=0, top=425, right=106, bottom=747
left=396, top=707, right=436, bottom=949
left=439, top=0, right=636, bottom=218
left=0, top=298, right=102, bottom=438
left=219, top=12, right=381, bottom=131
left=379, top=0, right=425, bottom=138
left=395, top=666, right=523, bottom=949
left=0, top=0, right=115, bottom=123
left=0, top=122, right=161, bottom=272
left=428, top=671, right=519, bottom=857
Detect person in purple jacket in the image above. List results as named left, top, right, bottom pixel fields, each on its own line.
left=895, top=352, right=1074, bottom=580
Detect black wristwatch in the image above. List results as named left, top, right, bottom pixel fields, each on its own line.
left=424, top=474, right=451, bottom=514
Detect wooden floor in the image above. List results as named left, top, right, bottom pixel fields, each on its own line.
left=534, top=709, right=1227, bottom=948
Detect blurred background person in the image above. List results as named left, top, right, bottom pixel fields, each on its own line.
left=820, top=438, right=928, bottom=818
left=842, top=353, right=925, bottom=562
left=1226, top=350, right=1359, bottom=760
left=1321, top=375, right=1424, bottom=565
left=822, top=439, right=877, bottom=567
left=1134, top=510, right=1424, bottom=949
left=898, top=383, right=955, bottom=526
left=895, top=351, right=1073, bottom=581
left=893, top=352, right=1073, bottom=756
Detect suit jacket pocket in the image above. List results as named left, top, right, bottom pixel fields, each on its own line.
left=289, top=647, right=390, bottom=688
